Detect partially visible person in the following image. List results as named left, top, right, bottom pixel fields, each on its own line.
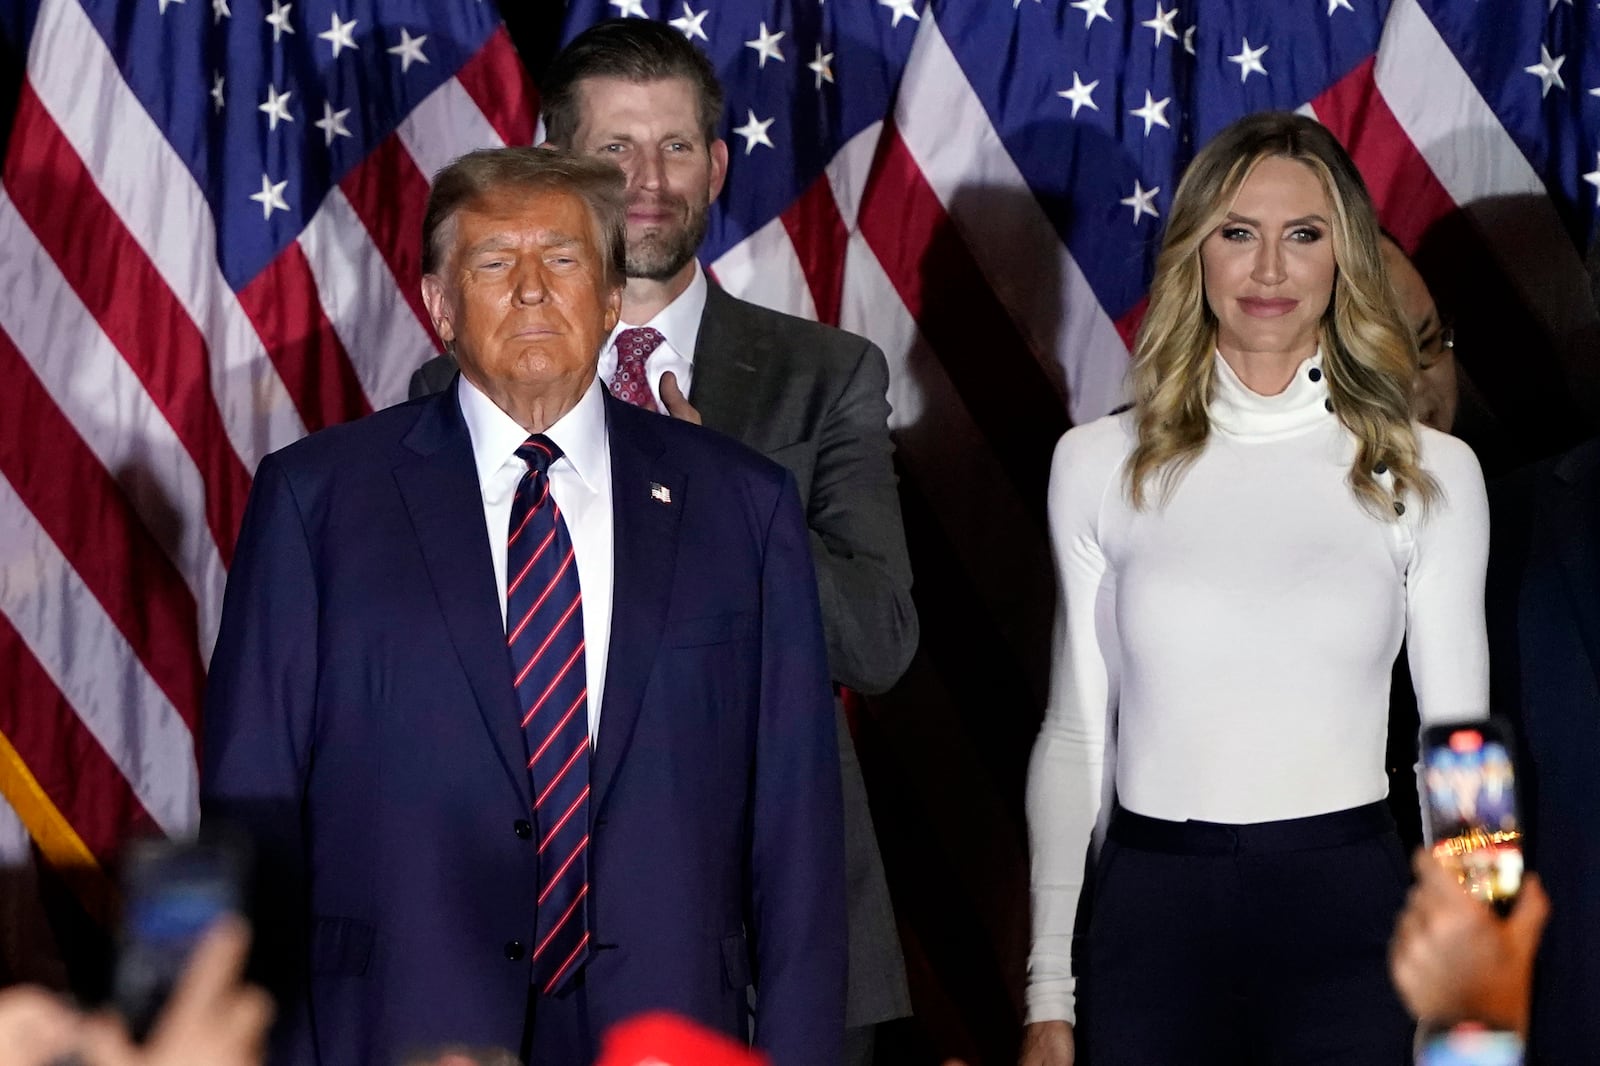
left=1390, top=849, right=1549, bottom=1036
left=1380, top=234, right=1515, bottom=853
left=1486, top=433, right=1600, bottom=1063
left=409, top=21, right=915, bottom=1061
left=1380, top=234, right=1512, bottom=475
left=1022, top=112, right=1489, bottom=1066
left=1381, top=234, right=1458, bottom=433
left=0, top=918, right=270, bottom=1066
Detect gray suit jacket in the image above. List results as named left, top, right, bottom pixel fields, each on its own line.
left=408, top=280, right=918, bottom=1026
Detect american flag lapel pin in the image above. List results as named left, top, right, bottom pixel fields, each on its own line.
left=650, top=482, right=672, bottom=505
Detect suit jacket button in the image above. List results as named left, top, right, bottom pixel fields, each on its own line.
left=513, top=819, right=533, bottom=839
left=505, top=940, right=525, bottom=961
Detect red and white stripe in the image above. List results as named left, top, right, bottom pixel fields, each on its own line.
left=0, top=194, right=225, bottom=669
left=508, top=550, right=574, bottom=644
left=0, top=471, right=197, bottom=836
left=520, top=641, right=588, bottom=727
left=891, top=15, right=1131, bottom=425
left=533, top=745, right=589, bottom=811
left=527, top=693, right=588, bottom=769
left=536, top=834, right=590, bottom=906
left=0, top=0, right=534, bottom=871
left=711, top=216, right=818, bottom=321
left=24, top=0, right=307, bottom=466
left=541, top=931, right=591, bottom=994
left=533, top=885, right=590, bottom=959
left=539, top=783, right=591, bottom=852
left=513, top=601, right=584, bottom=689
left=297, top=188, right=439, bottom=411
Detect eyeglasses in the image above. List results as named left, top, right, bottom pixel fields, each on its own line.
left=1417, top=323, right=1454, bottom=370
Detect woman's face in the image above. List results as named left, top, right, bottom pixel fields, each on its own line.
left=1200, top=156, right=1337, bottom=368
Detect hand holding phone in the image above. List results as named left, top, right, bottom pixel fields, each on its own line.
left=86, top=916, right=272, bottom=1066
left=6, top=883, right=269, bottom=1066
left=112, top=835, right=249, bottom=1043
left=1390, top=848, right=1550, bottom=1036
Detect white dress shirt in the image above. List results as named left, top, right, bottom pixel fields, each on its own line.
left=597, top=260, right=707, bottom=405
left=1025, top=351, right=1490, bottom=1025
left=458, top=374, right=614, bottom=741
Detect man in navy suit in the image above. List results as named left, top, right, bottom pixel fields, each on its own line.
left=201, top=148, right=845, bottom=1066
left=1487, top=434, right=1600, bottom=1064
left=410, top=30, right=917, bottom=1058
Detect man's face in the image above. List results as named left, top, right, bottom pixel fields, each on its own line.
left=421, top=186, right=621, bottom=412
left=568, top=76, right=728, bottom=282
left=1381, top=241, right=1457, bottom=433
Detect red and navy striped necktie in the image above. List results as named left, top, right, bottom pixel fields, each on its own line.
left=505, top=434, right=591, bottom=995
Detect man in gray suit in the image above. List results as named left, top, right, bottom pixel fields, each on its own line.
left=410, top=19, right=918, bottom=1061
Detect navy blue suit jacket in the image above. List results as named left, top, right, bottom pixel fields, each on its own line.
left=201, top=384, right=846, bottom=1066
left=1487, top=437, right=1600, bottom=1065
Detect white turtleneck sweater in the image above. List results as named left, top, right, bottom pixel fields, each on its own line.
left=1024, top=352, right=1490, bottom=1025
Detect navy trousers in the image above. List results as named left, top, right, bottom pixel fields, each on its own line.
left=1080, top=802, right=1415, bottom=1066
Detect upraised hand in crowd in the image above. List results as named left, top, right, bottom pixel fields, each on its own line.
left=0, top=917, right=270, bottom=1066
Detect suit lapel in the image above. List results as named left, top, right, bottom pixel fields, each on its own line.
left=687, top=282, right=764, bottom=441
left=393, top=390, right=530, bottom=807
left=1552, top=443, right=1600, bottom=693
left=593, top=395, right=685, bottom=813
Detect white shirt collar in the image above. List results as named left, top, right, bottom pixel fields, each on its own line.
left=604, top=259, right=707, bottom=363
left=1208, top=349, right=1332, bottom=441
left=457, top=373, right=609, bottom=492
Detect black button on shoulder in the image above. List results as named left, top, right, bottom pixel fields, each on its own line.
left=513, top=819, right=533, bottom=840
left=1308, top=367, right=1322, bottom=382
left=505, top=940, right=525, bottom=961
left=1393, top=500, right=1406, bottom=516
left=1324, top=398, right=1334, bottom=412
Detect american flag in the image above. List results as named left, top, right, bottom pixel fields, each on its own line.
left=2, top=0, right=1598, bottom=1055
left=0, top=0, right=535, bottom=920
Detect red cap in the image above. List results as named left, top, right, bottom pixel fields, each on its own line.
left=595, top=1012, right=770, bottom=1066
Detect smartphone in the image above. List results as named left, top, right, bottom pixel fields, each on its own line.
left=1418, top=718, right=1523, bottom=910
left=112, top=833, right=249, bottom=1040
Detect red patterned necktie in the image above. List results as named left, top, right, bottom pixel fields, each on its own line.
left=610, top=327, right=663, bottom=412
left=505, top=435, right=592, bottom=995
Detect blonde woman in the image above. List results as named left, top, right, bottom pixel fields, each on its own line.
left=1021, top=112, right=1488, bottom=1065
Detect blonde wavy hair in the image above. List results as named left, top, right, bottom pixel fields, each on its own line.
left=1124, top=111, right=1437, bottom=518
